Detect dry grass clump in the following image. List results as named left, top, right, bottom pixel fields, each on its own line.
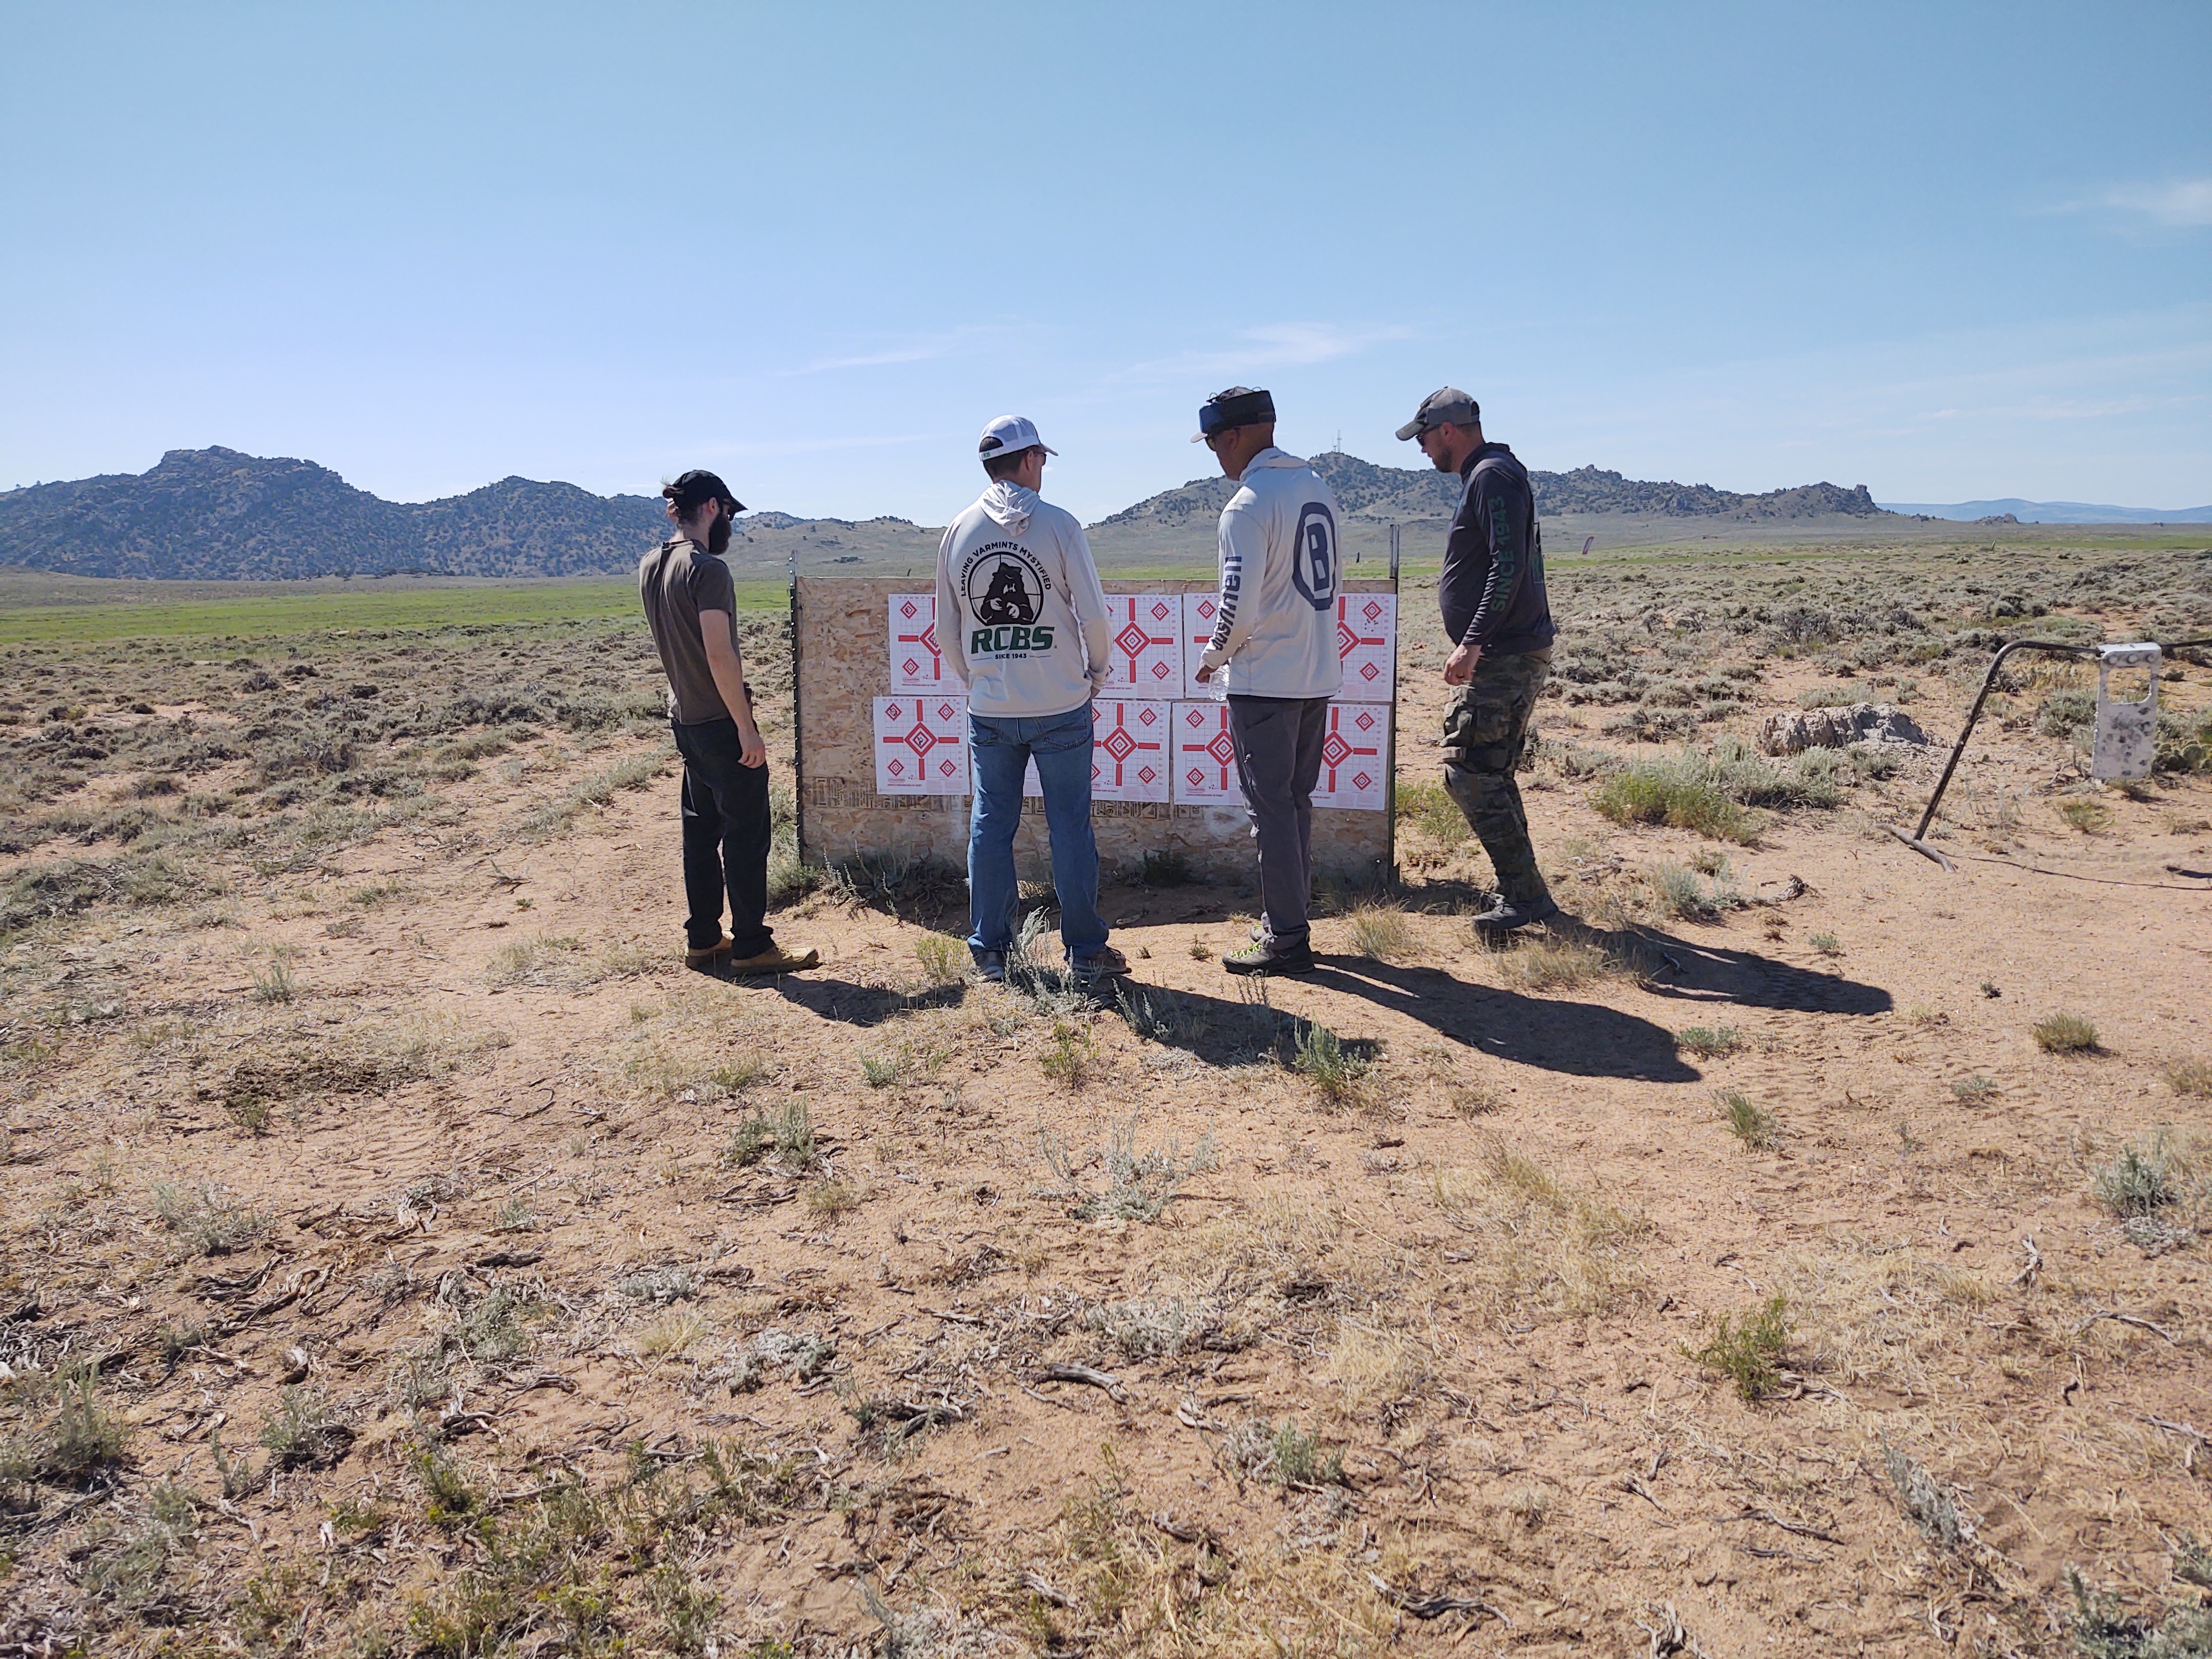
left=149, top=1180, right=263, bottom=1256
left=1042, top=1114, right=1218, bottom=1224
left=912, top=930, right=967, bottom=985
left=721, top=1100, right=817, bottom=1171
left=1162, top=1198, right=1345, bottom=1301
left=0, top=1362, right=129, bottom=1488
left=1321, top=1325, right=1430, bottom=1415
left=1590, top=741, right=1855, bottom=844
left=488, top=933, right=668, bottom=991
left=2088, top=1131, right=2203, bottom=1242
left=1081, top=1295, right=1249, bottom=1360
left=399, top=1439, right=803, bottom=1653
left=1489, top=928, right=1650, bottom=990
left=1039, top=1020, right=1097, bottom=1089
left=517, top=746, right=672, bottom=839
left=1716, top=1089, right=1778, bottom=1149
left=1429, top=1138, right=1648, bottom=1321
left=2166, top=1057, right=2212, bottom=1099
left=2033, top=1011, right=2101, bottom=1053
left=1681, top=1293, right=1792, bottom=1400
left=1395, top=778, right=1472, bottom=847
left=1592, top=765, right=1756, bottom=843
left=1290, top=1019, right=1371, bottom=1104
left=1345, top=901, right=1416, bottom=961
left=1674, top=1025, right=1744, bottom=1058
left=1881, top=1438, right=1976, bottom=1550
left=1019, top=1451, right=1394, bottom=1658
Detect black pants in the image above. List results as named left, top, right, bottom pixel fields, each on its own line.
left=671, top=718, right=776, bottom=957
left=1227, top=694, right=1330, bottom=945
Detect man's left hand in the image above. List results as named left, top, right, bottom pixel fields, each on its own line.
left=1443, top=641, right=1481, bottom=686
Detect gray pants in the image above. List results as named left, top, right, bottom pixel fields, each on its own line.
left=1227, top=695, right=1329, bottom=945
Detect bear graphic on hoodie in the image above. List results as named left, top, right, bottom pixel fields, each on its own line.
left=934, top=481, right=1113, bottom=720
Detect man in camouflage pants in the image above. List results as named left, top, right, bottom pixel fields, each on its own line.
left=1396, top=388, right=1558, bottom=932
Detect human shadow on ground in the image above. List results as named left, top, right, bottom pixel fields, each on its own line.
left=1563, top=917, right=1895, bottom=1016
left=768, top=976, right=967, bottom=1028
left=1110, top=966, right=1697, bottom=1083
left=1298, top=959, right=1699, bottom=1082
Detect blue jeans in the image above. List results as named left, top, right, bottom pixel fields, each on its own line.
left=967, top=701, right=1109, bottom=964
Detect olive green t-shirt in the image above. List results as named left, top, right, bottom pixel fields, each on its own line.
left=639, top=537, right=739, bottom=725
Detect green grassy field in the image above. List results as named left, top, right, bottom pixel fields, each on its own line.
left=1, top=520, right=2198, bottom=643
left=0, top=575, right=789, bottom=643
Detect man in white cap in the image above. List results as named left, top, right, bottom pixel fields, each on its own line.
left=1190, top=387, right=1343, bottom=975
left=935, top=416, right=1128, bottom=985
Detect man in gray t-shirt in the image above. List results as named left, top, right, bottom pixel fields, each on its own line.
left=639, top=469, right=817, bottom=977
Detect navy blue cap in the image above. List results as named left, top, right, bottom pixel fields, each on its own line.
left=1191, top=386, right=1276, bottom=443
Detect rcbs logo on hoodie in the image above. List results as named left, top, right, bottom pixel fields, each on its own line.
left=960, top=542, right=1057, bottom=656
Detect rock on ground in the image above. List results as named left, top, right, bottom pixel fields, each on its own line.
left=1756, top=701, right=1930, bottom=755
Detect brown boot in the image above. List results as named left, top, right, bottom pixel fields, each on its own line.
left=684, top=936, right=733, bottom=971
left=726, top=945, right=820, bottom=977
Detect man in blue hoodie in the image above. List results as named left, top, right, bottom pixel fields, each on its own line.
left=1397, top=388, right=1558, bottom=932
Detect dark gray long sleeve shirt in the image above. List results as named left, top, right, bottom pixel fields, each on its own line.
left=1438, top=442, right=1555, bottom=656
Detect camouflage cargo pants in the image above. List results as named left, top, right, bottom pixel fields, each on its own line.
left=1441, top=649, right=1551, bottom=904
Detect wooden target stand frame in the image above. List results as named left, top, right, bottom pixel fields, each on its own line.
left=788, top=547, right=1404, bottom=889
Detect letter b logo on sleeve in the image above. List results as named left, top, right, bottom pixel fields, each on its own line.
left=1291, top=502, right=1338, bottom=611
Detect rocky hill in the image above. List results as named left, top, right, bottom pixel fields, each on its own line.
left=1097, top=452, right=1886, bottom=531
left=1, top=445, right=1887, bottom=582
left=0, top=447, right=670, bottom=580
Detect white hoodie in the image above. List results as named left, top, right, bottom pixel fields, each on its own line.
left=1199, top=449, right=1346, bottom=699
left=935, top=481, right=1113, bottom=719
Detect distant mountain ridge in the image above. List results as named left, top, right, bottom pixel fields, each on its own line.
left=0, top=447, right=669, bottom=580
left=4, top=445, right=1886, bottom=581
left=1879, top=497, right=2212, bottom=525
left=1098, top=452, right=1885, bottom=532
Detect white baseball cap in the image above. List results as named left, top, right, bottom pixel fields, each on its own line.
left=977, top=414, right=1057, bottom=460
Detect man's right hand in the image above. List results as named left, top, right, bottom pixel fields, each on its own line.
left=737, top=725, right=766, bottom=769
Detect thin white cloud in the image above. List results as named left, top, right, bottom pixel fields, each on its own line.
left=775, top=326, right=998, bottom=377
left=784, top=343, right=951, bottom=374
left=2104, top=178, right=2212, bottom=228
left=1111, top=321, right=1415, bottom=383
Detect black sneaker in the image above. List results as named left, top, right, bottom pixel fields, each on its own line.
left=1472, top=895, right=1559, bottom=935
left=1224, top=937, right=1316, bottom=976
left=974, top=950, right=1006, bottom=984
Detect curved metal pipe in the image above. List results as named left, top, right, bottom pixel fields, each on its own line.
left=1896, top=634, right=2212, bottom=865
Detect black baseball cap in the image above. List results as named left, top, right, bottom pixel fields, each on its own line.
left=662, top=469, right=744, bottom=515
left=1395, top=387, right=1480, bottom=442
left=1192, top=386, right=1276, bottom=442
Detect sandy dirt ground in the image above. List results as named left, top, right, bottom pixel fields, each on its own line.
left=1, top=548, right=2209, bottom=1657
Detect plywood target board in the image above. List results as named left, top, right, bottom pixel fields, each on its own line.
left=795, top=576, right=1396, bottom=884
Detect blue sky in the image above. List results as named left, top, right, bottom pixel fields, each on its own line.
left=3, top=1, right=2207, bottom=523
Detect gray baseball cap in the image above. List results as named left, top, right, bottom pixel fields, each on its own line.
left=1395, top=387, right=1480, bottom=442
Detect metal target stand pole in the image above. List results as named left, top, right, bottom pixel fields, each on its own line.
left=1887, top=634, right=2212, bottom=870
left=1385, top=521, right=1401, bottom=889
